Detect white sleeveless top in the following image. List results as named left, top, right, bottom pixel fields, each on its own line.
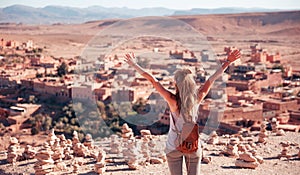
left=165, top=104, right=200, bottom=154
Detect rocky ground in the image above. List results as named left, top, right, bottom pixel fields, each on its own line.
left=0, top=131, right=299, bottom=175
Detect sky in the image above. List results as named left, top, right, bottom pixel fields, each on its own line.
left=0, top=0, right=300, bottom=10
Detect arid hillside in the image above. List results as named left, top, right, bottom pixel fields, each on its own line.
left=176, top=10, right=300, bottom=36
left=1, top=10, right=300, bottom=66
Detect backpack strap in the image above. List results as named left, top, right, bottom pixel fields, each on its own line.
left=170, top=112, right=180, bottom=134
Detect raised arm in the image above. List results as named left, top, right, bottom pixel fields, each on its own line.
left=124, top=52, right=176, bottom=106
left=197, top=49, right=241, bottom=102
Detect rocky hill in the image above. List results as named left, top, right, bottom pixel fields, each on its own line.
left=0, top=4, right=290, bottom=24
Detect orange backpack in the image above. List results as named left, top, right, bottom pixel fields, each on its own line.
left=172, top=115, right=199, bottom=153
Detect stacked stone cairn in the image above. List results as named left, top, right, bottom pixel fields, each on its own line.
left=72, top=131, right=80, bottom=148
left=232, top=133, right=263, bottom=169
left=57, top=134, right=67, bottom=148
left=23, top=145, right=36, bottom=160
left=7, top=137, right=21, bottom=164
left=34, top=142, right=54, bottom=175
left=121, top=123, right=134, bottom=140
left=201, top=146, right=212, bottom=164
left=52, top=138, right=67, bottom=171
left=109, top=134, right=121, bottom=154
left=235, top=151, right=263, bottom=169
left=83, top=133, right=94, bottom=150
left=237, top=139, right=256, bottom=153
left=258, top=121, right=268, bottom=143
left=140, top=129, right=151, bottom=163
left=278, top=141, right=292, bottom=160
left=73, top=142, right=89, bottom=157
left=207, top=131, right=219, bottom=145
left=271, top=117, right=279, bottom=133
left=72, top=158, right=80, bottom=174
left=52, top=138, right=63, bottom=162
left=84, top=133, right=100, bottom=159
left=47, top=129, right=57, bottom=147
left=123, top=138, right=140, bottom=170
left=94, top=149, right=107, bottom=175
left=148, top=136, right=166, bottom=164
left=63, top=146, right=73, bottom=160
left=270, top=117, right=287, bottom=136
left=220, top=137, right=239, bottom=157
left=58, top=134, right=73, bottom=160
left=120, top=123, right=140, bottom=169
left=250, top=150, right=264, bottom=164
left=237, top=143, right=247, bottom=152
left=72, top=131, right=89, bottom=157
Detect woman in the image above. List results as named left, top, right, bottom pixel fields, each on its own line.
left=124, top=50, right=241, bottom=175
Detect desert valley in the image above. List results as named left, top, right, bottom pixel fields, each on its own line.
left=0, top=10, right=300, bottom=175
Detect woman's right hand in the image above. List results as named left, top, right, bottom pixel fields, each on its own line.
left=124, top=52, right=137, bottom=66
left=227, top=49, right=241, bottom=63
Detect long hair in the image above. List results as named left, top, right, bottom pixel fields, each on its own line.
left=174, top=69, right=198, bottom=122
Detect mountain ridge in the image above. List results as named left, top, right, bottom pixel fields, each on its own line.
left=0, top=4, right=296, bottom=24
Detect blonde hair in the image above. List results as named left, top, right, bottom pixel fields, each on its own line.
left=174, top=69, right=197, bottom=122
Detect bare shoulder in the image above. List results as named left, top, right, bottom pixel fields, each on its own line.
left=167, top=93, right=178, bottom=112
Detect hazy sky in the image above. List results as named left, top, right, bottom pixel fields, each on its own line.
left=0, top=0, right=300, bottom=9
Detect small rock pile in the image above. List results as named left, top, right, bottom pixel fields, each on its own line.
left=58, top=134, right=73, bottom=160
left=207, top=131, right=219, bottom=145
left=140, top=129, right=151, bottom=163
left=109, top=135, right=121, bottom=154
left=148, top=136, right=166, bottom=164
left=72, top=131, right=89, bottom=157
left=34, top=143, right=54, bottom=175
left=72, top=131, right=80, bottom=148
left=220, top=137, right=239, bottom=157
left=121, top=123, right=134, bottom=140
left=123, top=138, right=140, bottom=170
left=278, top=141, right=292, bottom=160
left=235, top=151, right=263, bottom=169
left=23, top=145, right=36, bottom=160
left=201, top=146, right=212, bottom=164
left=121, top=123, right=141, bottom=169
left=72, top=158, right=80, bottom=174
left=52, top=138, right=67, bottom=172
left=258, top=121, right=268, bottom=143
left=7, top=137, right=21, bottom=164
left=94, top=149, right=107, bottom=175
left=270, top=117, right=279, bottom=133
left=83, top=133, right=94, bottom=149
left=47, top=129, right=57, bottom=146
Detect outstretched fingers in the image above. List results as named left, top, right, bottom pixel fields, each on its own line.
left=232, top=50, right=241, bottom=59
left=123, top=52, right=136, bottom=65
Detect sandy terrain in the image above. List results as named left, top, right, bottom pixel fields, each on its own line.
left=0, top=131, right=299, bottom=175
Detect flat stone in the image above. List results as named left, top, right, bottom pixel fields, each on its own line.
left=235, top=159, right=259, bottom=169
left=150, top=157, right=164, bottom=164
left=140, top=130, right=151, bottom=136
left=239, top=153, right=257, bottom=162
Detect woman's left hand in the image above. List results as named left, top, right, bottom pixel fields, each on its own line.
left=124, top=52, right=137, bottom=66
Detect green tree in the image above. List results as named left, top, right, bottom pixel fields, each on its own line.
left=137, top=56, right=150, bottom=68
left=57, top=61, right=68, bottom=77
left=132, top=98, right=151, bottom=114
left=28, top=95, right=37, bottom=103
left=97, top=101, right=107, bottom=119
left=30, top=114, right=52, bottom=135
